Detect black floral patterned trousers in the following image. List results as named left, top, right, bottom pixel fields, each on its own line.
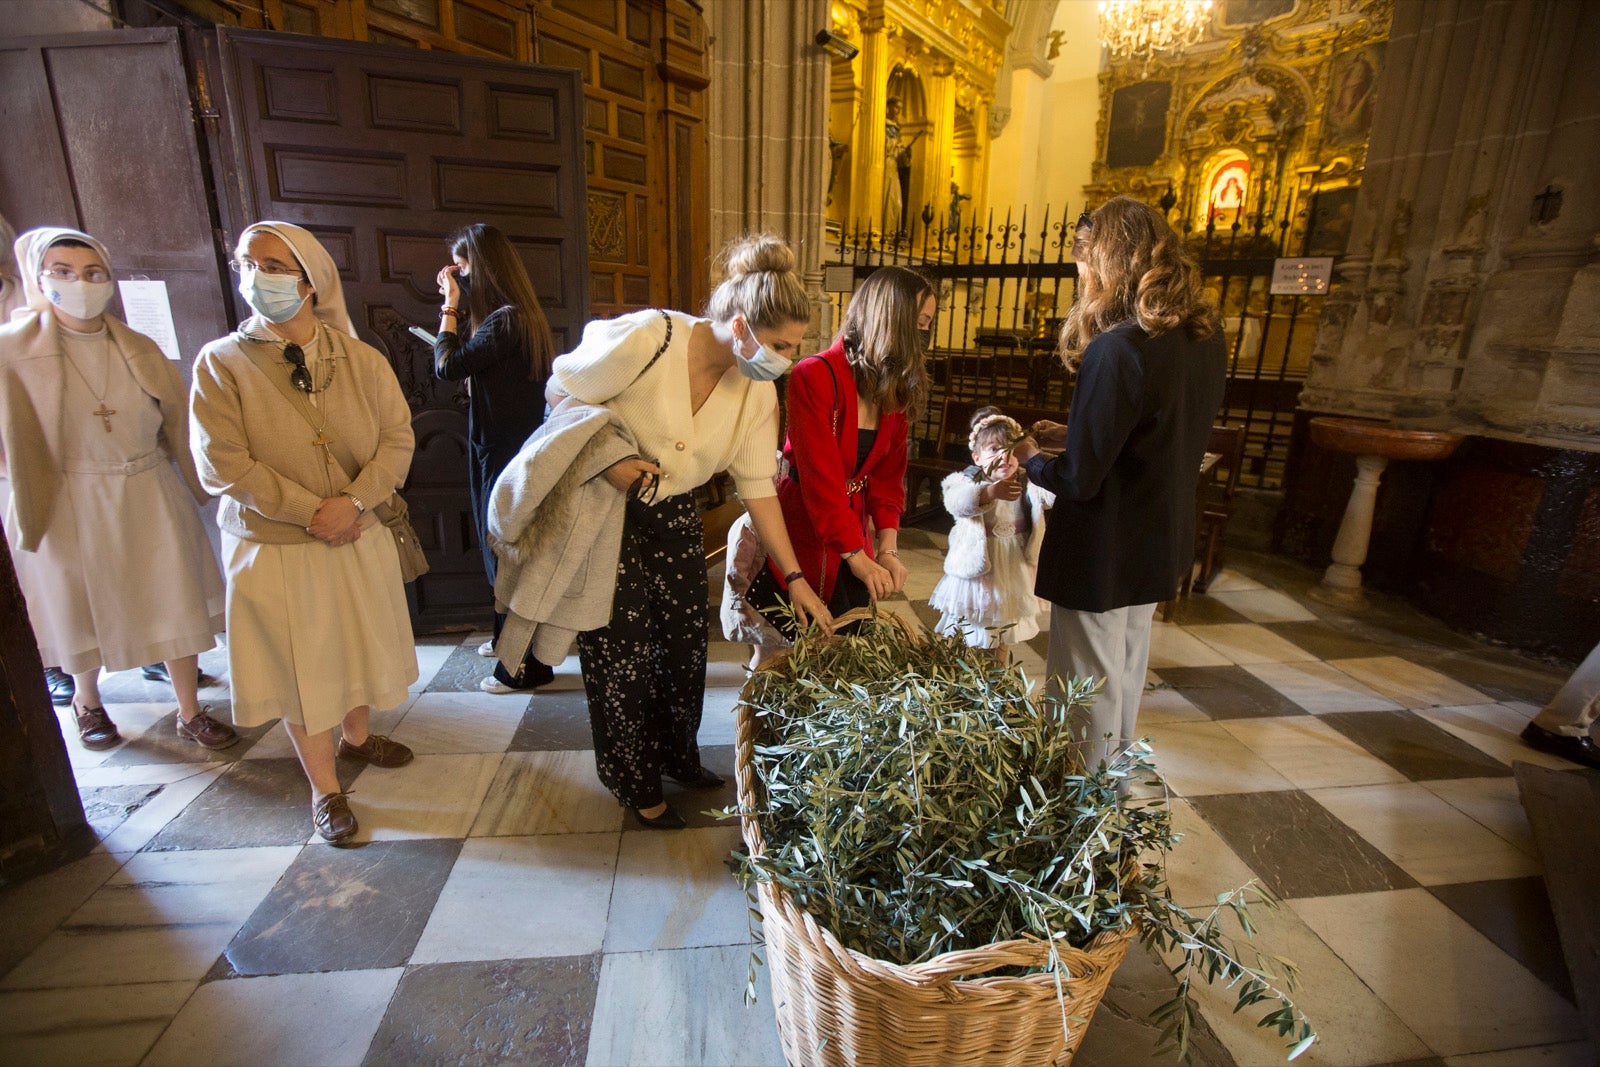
left=577, top=492, right=708, bottom=808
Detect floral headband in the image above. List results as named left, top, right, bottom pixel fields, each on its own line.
left=969, top=413, right=1022, bottom=454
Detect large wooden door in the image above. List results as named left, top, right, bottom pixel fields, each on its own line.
left=202, top=29, right=590, bottom=630
left=0, top=29, right=232, bottom=366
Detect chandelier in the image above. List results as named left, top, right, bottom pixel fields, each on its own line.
left=1098, top=0, right=1214, bottom=70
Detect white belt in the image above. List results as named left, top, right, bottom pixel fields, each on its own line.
left=62, top=449, right=166, bottom=476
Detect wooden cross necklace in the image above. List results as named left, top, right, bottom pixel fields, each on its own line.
left=61, top=334, right=116, bottom=432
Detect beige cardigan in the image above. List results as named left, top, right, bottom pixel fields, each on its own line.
left=189, top=322, right=414, bottom=544
left=0, top=308, right=207, bottom=552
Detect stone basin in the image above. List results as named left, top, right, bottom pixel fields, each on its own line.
left=1310, top=417, right=1463, bottom=462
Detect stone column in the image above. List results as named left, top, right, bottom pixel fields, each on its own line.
left=706, top=0, right=833, bottom=338
left=850, top=7, right=891, bottom=238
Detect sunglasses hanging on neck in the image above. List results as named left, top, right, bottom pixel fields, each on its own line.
left=283, top=334, right=335, bottom=394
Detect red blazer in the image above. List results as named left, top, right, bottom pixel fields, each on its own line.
left=773, top=341, right=908, bottom=600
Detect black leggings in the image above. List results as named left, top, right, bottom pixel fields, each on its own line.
left=576, top=493, right=707, bottom=808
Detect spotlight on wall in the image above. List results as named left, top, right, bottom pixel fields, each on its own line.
left=815, top=30, right=860, bottom=61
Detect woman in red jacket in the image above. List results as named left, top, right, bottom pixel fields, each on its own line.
left=745, top=266, right=936, bottom=651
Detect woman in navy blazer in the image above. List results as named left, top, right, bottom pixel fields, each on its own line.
left=1015, top=197, right=1227, bottom=767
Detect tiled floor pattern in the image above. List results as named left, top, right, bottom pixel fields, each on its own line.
left=2, top=539, right=1596, bottom=1067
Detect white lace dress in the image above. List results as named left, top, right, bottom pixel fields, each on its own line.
left=930, top=495, right=1041, bottom=648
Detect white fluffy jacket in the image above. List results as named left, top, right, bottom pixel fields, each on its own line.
left=940, top=467, right=1053, bottom=580
left=488, top=400, right=638, bottom=669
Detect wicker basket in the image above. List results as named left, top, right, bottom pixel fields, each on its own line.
left=733, top=611, right=1135, bottom=1067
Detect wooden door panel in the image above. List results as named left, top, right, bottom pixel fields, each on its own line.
left=210, top=29, right=590, bottom=631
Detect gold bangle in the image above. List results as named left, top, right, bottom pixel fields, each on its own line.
left=440, top=305, right=460, bottom=317
left=881, top=549, right=899, bottom=557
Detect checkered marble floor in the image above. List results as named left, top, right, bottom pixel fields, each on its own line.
left=2, top=535, right=1596, bottom=1067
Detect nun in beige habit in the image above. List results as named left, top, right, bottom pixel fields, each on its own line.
left=190, top=221, right=418, bottom=844
left=0, top=227, right=235, bottom=752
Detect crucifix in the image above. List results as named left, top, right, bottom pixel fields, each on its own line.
left=1531, top=184, right=1563, bottom=225
left=312, top=430, right=335, bottom=465
left=93, top=403, right=116, bottom=432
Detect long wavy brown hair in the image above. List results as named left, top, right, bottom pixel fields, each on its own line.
left=450, top=223, right=556, bottom=380
left=1060, top=196, right=1218, bottom=363
left=839, top=265, right=935, bottom=420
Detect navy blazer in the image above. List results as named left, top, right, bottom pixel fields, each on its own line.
left=1023, top=320, right=1227, bottom=613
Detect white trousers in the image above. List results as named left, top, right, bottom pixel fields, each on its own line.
left=1533, top=640, right=1600, bottom=738
left=1046, top=601, right=1158, bottom=767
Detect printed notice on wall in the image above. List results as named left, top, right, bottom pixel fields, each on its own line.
left=1270, top=257, right=1335, bottom=296
left=117, top=279, right=182, bottom=361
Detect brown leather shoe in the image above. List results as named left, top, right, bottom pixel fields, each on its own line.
left=75, top=705, right=121, bottom=750
left=176, top=708, right=240, bottom=750
left=337, top=733, right=413, bottom=768
left=313, top=792, right=358, bottom=844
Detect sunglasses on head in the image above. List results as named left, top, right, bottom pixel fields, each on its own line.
left=284, top=343, right=314, bottom=393
left=1076, top=210, right=1093, bottom=232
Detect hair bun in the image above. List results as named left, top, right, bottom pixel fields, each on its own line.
left=720, top=233, right=796, bottom=279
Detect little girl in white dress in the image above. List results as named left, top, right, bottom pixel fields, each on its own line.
left=930, top=407, right=1054, bottom=655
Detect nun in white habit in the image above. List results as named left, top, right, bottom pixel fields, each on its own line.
left=190, top=221, right=418, bottom=844
left=0, top=227, right=234, bottom=751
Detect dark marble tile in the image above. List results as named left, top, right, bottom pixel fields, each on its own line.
left=101, top=710, right=272, bottom=766
left=1428, top=877, right=1574, bottom=1001
left=1187, top=790, right=1418, bottom=899
left=363, top=955, right=601, bottom=1067
left=143, top=758, right=363, bottom=852
left=1263, top=621, right=1395, bottom=662
left=223, top=838, right=461, bottom=975
left=1075, top=939, right=1237, bottom=1067
left=1319, top=709, right=1512, bottom=781
left=670, top=743, right=739, bottom=830
left=507, top=689, right=594, bottom=752
left=1402, top=649, right=1564, bottom=706
left=908, top=599, right=941, bottom=631
left=424, top=644, right=498, bottom=693
left=1162, top=596, right=1251, bottom=626
left=896, top=527, right=940, bottom=550
left=80, top=784, right=162, bottom=837
left=1153, top=665, right=1309, bottom=720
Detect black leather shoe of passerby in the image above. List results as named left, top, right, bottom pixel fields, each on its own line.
left=141, top=663, right=208, bottom=685
left=1520, top=721, right=1600, bottom=770
left=45, top=667, right=75, bottom=708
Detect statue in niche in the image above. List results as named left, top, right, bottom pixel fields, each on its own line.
left=947, top=181, right=971, bottom=234
left=883, top=97, right=905, bottom=234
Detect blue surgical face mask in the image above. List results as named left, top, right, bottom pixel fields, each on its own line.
left=735, top=326, right=791, bottom=381
left=239, top=268, right=308, bottom=323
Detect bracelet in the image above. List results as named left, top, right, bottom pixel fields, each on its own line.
left=839, top=548, right=861, bottom=561
left=342, top=491, right=366, bottom=515
left=440, top=305, right=460, bottom=317
left=880, top=549, right=899, bottom=557
left=783, top=570, right=806, bottom=585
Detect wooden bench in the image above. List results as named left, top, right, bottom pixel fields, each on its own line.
left=905, top=397, right=1071, bottom=520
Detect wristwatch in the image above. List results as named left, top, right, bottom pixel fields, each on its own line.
left=342, top=491, right=367, bottom=515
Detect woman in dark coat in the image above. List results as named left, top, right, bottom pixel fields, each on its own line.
left=434, top=223, right=557, bottom=693
left=1014, top=196, right=1227, bottom=767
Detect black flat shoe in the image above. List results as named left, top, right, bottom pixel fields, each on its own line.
left=45, top=667, right=75, bottom=708
left=141, top=664, right=207, bottom=685
left=631, top=804, right=687, bottom=830
left=667, top=766, right=726, bottom=790
left=1521, top=721, right=1600, bottom=770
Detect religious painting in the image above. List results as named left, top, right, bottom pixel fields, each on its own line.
left=1106, top=81, right=1171, bottom=169
left=1305, top=185, right=1359, bottom=256
left=1325, top=45, right=1383, bottom=145
left=1208, top=160, right=1251, bottom=227
left=1221, top=0, right=1295, bottom=26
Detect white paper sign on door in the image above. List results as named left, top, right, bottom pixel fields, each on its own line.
left=117, top=279, right=182, bottom=361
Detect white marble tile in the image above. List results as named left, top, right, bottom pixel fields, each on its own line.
left=470, top=750, right=624, bottom=836
left=1218, top=717, right=1408, bottom=790
left=900, top=553, right=946, bottom=601
left=1163, top=798, right=1260, bottom=911
left=412, top=833, right=620, bottom=964
left=1242, top=660, right=1404, bottom=714
left=1140, top=679, right=1209, bottom=725
left=389, top=691, right=525, bottom=755
left=238, top=702, right=411, bottom=762
left=143, top=968, right=402, bottom=1067
left=347, top=752, right=501, bottom=844
left=1445, top=1043, right=1600, bottom=1066
left=1184, top=624, right=1321, bottom=665
left=72, top=762, right=214, bottom=789
left=409, top=640, right=457, bottom=693
left=1415, top=703, right=1572, bottom=770
left=0, top=852, right=127, bottom=979
left=1146, top=622, right=1232, bottom=669
left=586, top=944, right=786, bottom=1067
left=1307, top=782, right=1540, bottom=886
left=1326, top=656, right=1490, bottom=709
left=1421, top=776, right=1540, bottom=858
left=1201, top=568, right=1266, bottom=592
left=1, top=846, right=300, bottom=989
left=0, top=980, right=195, bottom=1066
left=94, top=764, right=228, bottom=854
left=1141, top=722, right=1296, bottom=797
left=705, top=659, right=753, bottom=691
left=1291, top=889, right=1586, bottom=1057
left=1166, top=892, right=1433, bottom=1067
left=698, top=686, right=743, bottom=749
left=604, top=824, right=751, bottom=953
left=1210, top=588, right=1318, bottom=623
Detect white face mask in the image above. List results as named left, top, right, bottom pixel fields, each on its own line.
left=239, top=268, right=308, bottom=323
left=42, top=277, right=116, bottom=321
left=734, top=324, right=791, bottom=381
